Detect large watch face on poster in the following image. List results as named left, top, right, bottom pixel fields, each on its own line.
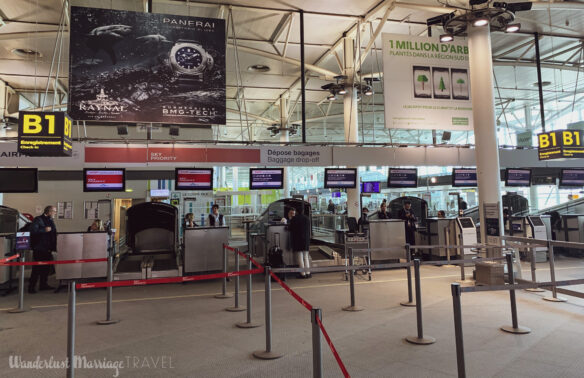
left=68, top=6, right=225, bottom=125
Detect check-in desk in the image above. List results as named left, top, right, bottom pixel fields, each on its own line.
left=56, top=232, right=108, bottom=280
left=368, top=220, right=406, bottom=261
left=426, top=218, right=455, bottom=257
left=183, top=226, right=228, bottom=273
left=251, top=224, right=295, bottom=266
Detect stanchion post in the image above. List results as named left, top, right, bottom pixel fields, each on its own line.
left=405, top=259, right=435, bottom=345
left=226, top=249, right=246, bottom=312
left=236, top=252, right=261, bottom=328
left=342, top=248, right=364, bottom=312
left=543, top=242, right=567, bottom=302
left=451, top=283, right=466, bottom=378
left=400, top=244, right=415, bottom=307
left=215, top=244, right=232, bottom=299
left=311, top=308, right=323, bottom=378
left=526, top=246, right=544, bottom=293
left=253, top=266, right=283, bottom=359
left=67, top=280, right=76, bottom=378
left=500, top=253, right=531, bottom=334
left=97, top=251, right=119, bottom=325
left=8, top=254, right=28, bottom=313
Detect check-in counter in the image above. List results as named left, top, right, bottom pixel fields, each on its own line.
left=183, top=226, right=228, bottom=273
left=56, top=232, right=108, bottom=280
left=251, top=224, right=294, bottom=266
left=426, top=218, right=455, bottom=257
left=368, top=219, right=406, bottom=260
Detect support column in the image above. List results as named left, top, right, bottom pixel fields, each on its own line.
left=343, top=36, right=361, bottom=220
left=280, top=94, right=290, bottom=198
left=232, top=167, right=239, bottom=207
left=468, top=23, right=503, bottom=244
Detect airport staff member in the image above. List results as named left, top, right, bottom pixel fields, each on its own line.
left=29, top=205, right=57, bottom=294
left=281, top=207, right=296, bottom=224
left=398, top=200, right=417, bottom=246
left=358, top=207, right=370, bottom=233
left=437, top=210, right=446, bottom=219
left=183, top=213, right=197, bottom=228
left=208, top=204, right=225, bottom=227
left=87, top=219, right=104, bottom=232
left=378, top=202, right=391, bottom=219
left=288, top=206, right=311, bottom=278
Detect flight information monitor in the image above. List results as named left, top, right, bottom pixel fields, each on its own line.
left=83, top=169, right=125, bottom=192
left=175, top=168, right=213, bottom=190
left=388, top=168, right=418, bottom=188
left=505, top=168, right=531, bottom=187
left=361, top=182, right=380, bottom=193
left=249, top=168, right=284, bottom=190
left=560, top=169, right=584, bottom=187
left=452, top=168, right=477, bottom=187
left=0, top=168, right=38, bottom=193
left=324, top=168, right=357, bottom=189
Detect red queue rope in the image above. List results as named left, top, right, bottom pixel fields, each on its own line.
left=0, top=254, right=20, bottom=263
left=76, top=267, right=264, bottom=290
left=316, top=315, right=350, bottom=378
left=1, top=257, right=107, bottom=266
left=235, top=249, right=263, bottom=269
left=268, top=271, right=313, bottom=312
left=224, top=244, right=237, bottom=252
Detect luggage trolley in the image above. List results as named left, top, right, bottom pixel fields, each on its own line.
left=344, top=218, right=371, bottom=281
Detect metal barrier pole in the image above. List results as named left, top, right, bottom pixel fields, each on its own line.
left=215, top=244, right=232, bottom=299
left=343, top=248, right=364, bottom=312
left=500, top=253, right=531, bottom=334
left=451, top=283, right=466, bottom=378
left=8, top=254, right=28, bottom=313
left=97, top=252, right=119, bottom=325
left=236, top=252, right=261, bottom=328
left=543, top=242, right=567, bottom=302
left=226, top=249, right=246, bottom=312
left=526, top=246, right=544, bottom=293
left=311, top=308, right=323, bottom=378
left=405, top=259, right=435, bottom=345
left=253, top=266, right=283, bottom=359
left=67, top=280, right=76, bottom=378
left=400, top=244, right=415, bottom=307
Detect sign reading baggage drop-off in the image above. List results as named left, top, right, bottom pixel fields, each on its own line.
left=18, top=111, right=73, bottom=156
left=382, top=33, right=473, bottom=131
left=260, top=146, right=332, bottom=166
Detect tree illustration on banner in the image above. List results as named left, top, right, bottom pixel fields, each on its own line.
left=457, top=78, right=465, bottom=92
left=417, top=75, right=429, bottom=90
left=439, top=77, right=446, bottom=92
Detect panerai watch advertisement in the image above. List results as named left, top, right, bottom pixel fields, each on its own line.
left=68, top=6, right=225, bottom=125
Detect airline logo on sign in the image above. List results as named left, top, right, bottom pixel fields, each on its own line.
left=18, top=111, right=73, bottom=157
left=538, top=130, right=584, bottom=160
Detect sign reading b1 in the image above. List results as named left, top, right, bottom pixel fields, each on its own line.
left=18, top=111, right=73, bottom=157
left=538, top=130, right=584, bottom=160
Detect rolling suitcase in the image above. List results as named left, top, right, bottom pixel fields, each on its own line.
left=266, top=233, right=286, bottom=281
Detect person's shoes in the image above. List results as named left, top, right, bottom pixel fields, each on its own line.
left=28, top=287, right=37, bottom=294
left=297, top=274, right=306, bottom=279
left=306, top=274, right=312, bottom=279
left=39, top=285, right=55, bottom=291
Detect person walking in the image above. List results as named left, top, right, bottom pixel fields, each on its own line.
left=29, top=205, right=57, bottom=293
left=288, top=205, right=311, bottom=278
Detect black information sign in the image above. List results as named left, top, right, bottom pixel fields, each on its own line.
left=452, top=168, right=477, bottom=187
left=388, top=168, right=418, bottom=188
left=560, top=169, right=584, bottom=187
left=324, top=168, right=357, bottom=189
left=250, top=168, right=284, bottom=190
left=18, top=111, right=72, bottom=156
left=505, top=168, right=531, bottom=187
left=538, top=130, right=584, bottom=160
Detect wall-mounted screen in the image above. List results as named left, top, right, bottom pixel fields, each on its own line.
left=83, top=169, right=125, bottom=192
left=324, top=168, right=357, bottom=189
left=249, top=168, right=284, bottom=190
left=150, top=189, right=170, bottom=197
left=560, top=169, right=584, bottom=187
left=505, top=168, right=531, bottom=187
left=0, top=168, right=38, bottom=193
left=452, top=168, right=477, bottom=187
left=361, top=182, right=380, bottom=193
left=175, top=168, right=213, bottom=190
left=388, top=168, right=418, bottom=188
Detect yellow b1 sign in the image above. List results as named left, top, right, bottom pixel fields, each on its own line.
left=18, top=111, right=73, bottom=157
left=538, top=130, right=584, bottom=160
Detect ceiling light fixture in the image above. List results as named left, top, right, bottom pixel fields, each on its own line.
left=337, top=88, right=347, bottom=95
left=505, top=23, right=520, bottom=33
left=327, top=92, right=336, bottom=101
left=472, top=17, right=489, bottom=27
left=363, top=86, right=373, bottom=96
left=440, top=33, right=454, bottom=42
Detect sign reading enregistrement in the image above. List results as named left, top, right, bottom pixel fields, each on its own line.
left=538, top=130, right=584, bottom=160
left=382, top=33, right=472, bottom=130
left=18, top=111, right=72, bottom=156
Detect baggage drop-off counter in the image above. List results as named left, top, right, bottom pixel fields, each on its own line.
left=183, top=226, right=229, bottom=273
left=368, top=220, right=406, bottom=261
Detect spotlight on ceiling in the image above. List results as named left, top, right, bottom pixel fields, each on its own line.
left=440, top=33, right=454, bottom=42
left=337, top=88, right=347, bottom=95
left=505, top=23, right=520, bottom=33
left=363, top=86, right=373, bottom=96
left=327, top=92, right=336, bottom=101
left=473, top=17, right=489, bottom=27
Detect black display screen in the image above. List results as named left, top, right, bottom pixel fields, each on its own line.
left=361, top=182, right=380, bottom=193
left=324, top=168, right=357, bottom=189
left=83, top=169, right=126, bottom=192
left=250, top=168, right=284, bottom=190
left=175, top=168, right=213, bottom=190
left=0, top=168, right=38, bottom=193
left=452, top=168, right=477, bottom=187
left=388, top=168, right=418, bottom=188
left=505, top=168, right=531, bottom=187
left=458, top=217, right=474, bottom=228
left=560, top=169, right=584, bottom=187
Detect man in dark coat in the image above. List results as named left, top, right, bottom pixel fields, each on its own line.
left=398, top=200, right=417, bottom=246
left=288, top=205, right=311, bottom=278
left=29, top=205, right=57, bottom=293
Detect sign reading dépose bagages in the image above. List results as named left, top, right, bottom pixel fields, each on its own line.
left=382, top=33, right=473, bottom=131
left=68, top=6, right=225, bottom=125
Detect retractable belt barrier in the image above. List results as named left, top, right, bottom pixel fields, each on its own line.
left=0, top=254, right=19, bottom=263
left=1, top=257, right=107, bottom=266
left=315, top=314, right=350, bottom=378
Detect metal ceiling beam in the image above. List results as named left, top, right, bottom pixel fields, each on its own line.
left=493, top=37, right=537, bottom=59
left=357, top=1, right=396, bottom=71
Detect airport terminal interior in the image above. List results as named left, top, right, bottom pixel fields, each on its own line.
left=1, top=0, right=584, bottom=377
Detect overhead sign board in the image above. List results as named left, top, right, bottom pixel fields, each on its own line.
left=538, top=130, right=584, bottom=160
left=17, top=111, right=73, bottom=156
